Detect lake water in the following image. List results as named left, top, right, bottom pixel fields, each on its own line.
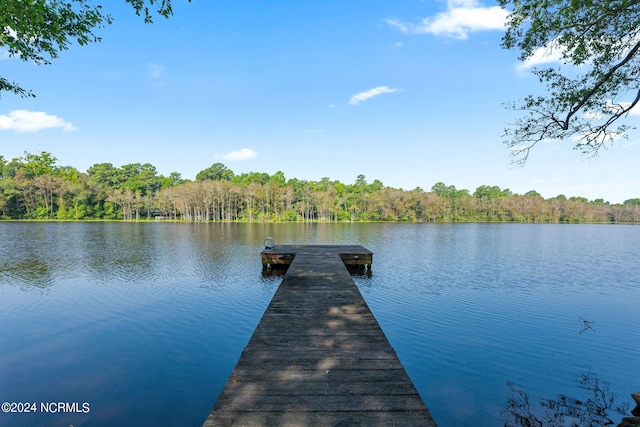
left=0, top=222, right=638, bottom=427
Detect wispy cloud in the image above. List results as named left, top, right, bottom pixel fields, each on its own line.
left=386, top=0, right=508, bottom=40
left=349, top=86, right=398, bottom=106
left=147, top=62, right=166, bottom=86
left=222, top=148, right=257, bottom=161
left=0, top=110, right=76, bottom=132
left=622, top=140, right=640, bottom=148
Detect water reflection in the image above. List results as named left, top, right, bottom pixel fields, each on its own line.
left=261, top=265, right=290, bottom=277
left=579, top=317, right=596, bottom=335
left=0, top=256, right=52, bottom=289
left=632, top=394, right=640, bottom=418
left=503, top=372, right=632, bottom=427
left=346, top=264, right=372, bottom=277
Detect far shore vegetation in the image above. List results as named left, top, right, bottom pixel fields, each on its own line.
left=1, top=152, right=640, bottom=224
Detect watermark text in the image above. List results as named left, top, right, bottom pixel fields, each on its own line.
left=2, top=401, right=90, bottom=414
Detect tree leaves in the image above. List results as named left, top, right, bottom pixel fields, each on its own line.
left=0, top=1, right=189, bottom=98
left=500, top=0, right=640, bottom=163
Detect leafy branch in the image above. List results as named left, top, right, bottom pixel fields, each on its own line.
left=0, top=0, right=189, bottom=99
left=500, top=0, right=640, bottom=164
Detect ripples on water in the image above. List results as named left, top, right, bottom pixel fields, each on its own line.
left=0, top=222, right=638, bottom=427
left=353, top=223, right=640, bottom=426
left=0, top=223, right=282, bottom=427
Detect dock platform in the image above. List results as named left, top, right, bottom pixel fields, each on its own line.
left=203, top=245, right=436, bottom=427
left=260, top=244, right=373, bottom=270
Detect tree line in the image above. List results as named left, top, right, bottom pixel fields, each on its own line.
left=1, top=151, right=640, bottom=223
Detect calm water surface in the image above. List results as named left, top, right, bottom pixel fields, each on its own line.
left=0, top=223, right=638, bottom=426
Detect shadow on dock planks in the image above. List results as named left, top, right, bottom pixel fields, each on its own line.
left=203, top=245, right=437, bottom=427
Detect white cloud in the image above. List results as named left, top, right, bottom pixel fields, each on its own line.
left=222, top=148, right=257, bottom=161
left=583, top=100, right=640, bottom=121
left=349, top=86, right=398, bottom=105
left=583, top=110, right=603, bottom=120
left=386, top=0, right=508, bottom=40
left=515, top=40, right=566, bottom=72
left=0, top=110, right=76, bottom=132
left=386, top=19, right=411, bottom=33
left=619, top=101, right=640, bottom=116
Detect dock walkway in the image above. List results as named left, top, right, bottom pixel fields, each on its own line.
left=203, top=245, right=436, bottom=427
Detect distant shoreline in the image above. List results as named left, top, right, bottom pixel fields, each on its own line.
left=2, top=219, right=638, bottom=225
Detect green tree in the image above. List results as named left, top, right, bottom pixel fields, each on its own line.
left=570, top=196, right=588, bottom=203
left=232, top=171, right=270, bottom=185
left=196, top=163, right=234, bottom=181
left=1, top=0, right=188, bottom=98
left=368, top=179, right=384, bottom=192
left=431, top=182, right=468, bottom=198
left=136, top=163, right=161, bottom=193
left=500, top=0, right=640, bottom=164
left=87, top=163, right=123, bottom=188
left=270, top=171, right=286, bottom=186
left=159, top=171, right=183, bottom=189
left=474, top=185, right=512, bottom=200
left=0, top=176, right=20, bottom=217
left=22, top=151, right=58, bottom=178
left=431, top=182, right=449, bottom=197
left=1, top=158, right=23, bottom=179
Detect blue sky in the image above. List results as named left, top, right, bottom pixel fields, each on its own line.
left=2, top=0, right=639, bottom=202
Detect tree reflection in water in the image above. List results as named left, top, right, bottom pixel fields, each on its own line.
left=503, top=372, right=632, bottom=427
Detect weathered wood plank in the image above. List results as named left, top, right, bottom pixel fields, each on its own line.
left=216, top=379, right=423, bottom=396
left=203, top=245, right=437, bottom=427
left=236, top=348, right=400, bottom=361
left=207, top=411, right=435, bottom=427
left=213, top=393, right=431, bottom=412
left=229, top=366, right=418, bottom=384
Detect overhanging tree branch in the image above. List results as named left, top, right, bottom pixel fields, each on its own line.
left=563, top=39, right=640, bottom=128
left=0, top=0, right=189, bottom=99
left=500, top=0, right=640, bottom=164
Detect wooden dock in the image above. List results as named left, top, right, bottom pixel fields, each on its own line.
left=203, top=245, right=437, bottom=427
